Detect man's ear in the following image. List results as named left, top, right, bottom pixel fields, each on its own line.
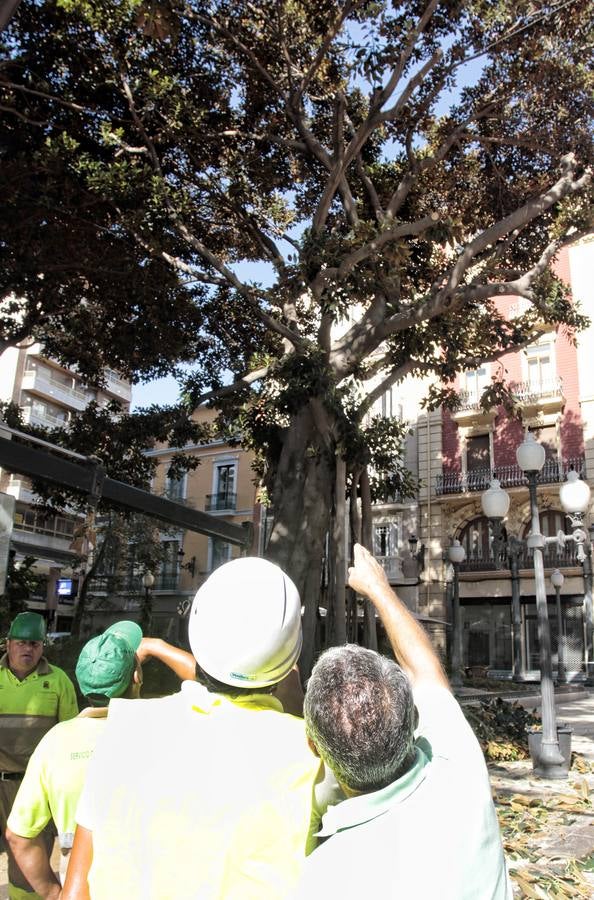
left=307, top=736, right=320, bottom=758
left=133, top=662, right=143, bottom=687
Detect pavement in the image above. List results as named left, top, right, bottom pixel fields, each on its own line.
left=2, top=688, right=594, bottom=898
left=460, top=687, right=594, bottom=896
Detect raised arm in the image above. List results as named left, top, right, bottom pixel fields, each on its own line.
left=136, top=637, right=196, bottom=682
left=348, top=543, right=449, bottom=691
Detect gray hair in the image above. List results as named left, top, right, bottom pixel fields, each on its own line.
left=304, top=645, right=415, bottom=793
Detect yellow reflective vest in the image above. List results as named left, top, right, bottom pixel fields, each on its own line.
left=77, top=682, right=323, bottom=899
left=0, top=655, right=78, bottom=773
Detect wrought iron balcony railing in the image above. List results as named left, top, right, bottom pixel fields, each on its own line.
left=436, top=457, right=585, bottom=496
left=459, top=543, right=579, bottom=573
left=511, top=377, right=563, bottom=404
left=456, top=378, right=563, bottom=414
left=205, top=492, right=237, bottom=512
left=377, top=556, right=403, bottom=579
left=90, top=573, right=180, bottom=593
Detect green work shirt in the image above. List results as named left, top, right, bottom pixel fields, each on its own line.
left=0, top=654, right=78, bottom=773
left=8, top=708, right=107, bottom=849
left=294, top=685, right=513, bottom=900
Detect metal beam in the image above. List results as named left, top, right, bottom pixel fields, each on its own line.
left=0, top=435, right=251, bottom=547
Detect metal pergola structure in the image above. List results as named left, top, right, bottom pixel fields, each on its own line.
left=0, top=426, right=252, bottom=548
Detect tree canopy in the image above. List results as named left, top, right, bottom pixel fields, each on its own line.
left=1, top=0, right=593, bottom=666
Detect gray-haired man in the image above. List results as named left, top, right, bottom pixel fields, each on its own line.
left=298, top=543, right=512, bottom=900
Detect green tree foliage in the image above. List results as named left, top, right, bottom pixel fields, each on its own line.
left=1, top=0, right=592, bottom=666
left=0, top=553, right=45, bottom=633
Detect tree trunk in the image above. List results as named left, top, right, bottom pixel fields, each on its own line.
left=360, top=467, right=378, bottom=651
left=325, top=454, right=347, bottom=649
left=71, top=529, right=110, bottom=637
left=330, top=454, right=347, bottom=646
left=266, top=402, right=335, bottom=677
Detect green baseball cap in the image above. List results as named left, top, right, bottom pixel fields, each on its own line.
left=75, top=621, right=143, bottom=703
left=8, top=612, right=46, bottom=641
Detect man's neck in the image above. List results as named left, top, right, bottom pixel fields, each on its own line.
left=10, top=663, right=37, bottom=681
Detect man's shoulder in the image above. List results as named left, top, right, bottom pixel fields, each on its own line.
left=41, top=659, right=73, bottom=682
left=413, top=684, right=482, bottom=760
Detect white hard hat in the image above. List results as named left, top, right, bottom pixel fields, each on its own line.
left=188, top=556, right=302, bottom=689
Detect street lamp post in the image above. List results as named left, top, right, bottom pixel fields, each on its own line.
left=559, top=470, right=593, bottom=683
left=518, top=433, right=564, bottom=773
left=482, top=479, right=525, bottom=680
left=447, top=539, right=466, bottom=687
left=550, top=569, right=565, bottom=684
left=507, top=536, right=525, bottom=681
left=482, top=434, right=565, bottom=776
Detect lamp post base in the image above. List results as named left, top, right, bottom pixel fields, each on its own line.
left=527, top=727, right=572, bottom=779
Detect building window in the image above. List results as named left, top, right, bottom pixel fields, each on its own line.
left=373, top=521, right=399, bottom=559
left=208, top=462, right=237, bottom=511
left=522, top=510, right=574, bottom=567
left=526, top=340, right=554, bottom=389
left=158, top=539, right=181, bottom=589
left=463, top=367, right=488, bottom=404
left=208, top=537, right=232, bottom=572
left=20, top=509, right=76, bottom=538
left=528, top=424, right=557, bottom=461
left=466, top=434, right=490, bottom=473
left=459, top=516, right=493, bottom=568
left=379, top=387, right=403, bottom=420
left=165, top=471, right=186, bottom=501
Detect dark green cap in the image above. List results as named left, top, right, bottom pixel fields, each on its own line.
left=75, top=621, right=143, bottom=703
left=8, top=612, right=46, bottom=641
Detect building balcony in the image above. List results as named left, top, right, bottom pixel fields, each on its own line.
left=22, top=406, right=69, bottom=430
left=510, top=377, right=564, bottom=415
left=91, top=573, right=180, bottom=594
left=451, top=392, right=497, bottom=427
left=451, top=377, right=564, bottom=426
left=436, top=457, right=585, bottom=496
left=6, top=476, right=36, bottom=504
left=21, top=369, right=90, bottom=412
left=377, top=556, right=403, bottom=579
left=459, top=544, right=578, bottom=573
left=205, top=492, right=237, bottom=512
left=103, top=369, right=132, bottom=404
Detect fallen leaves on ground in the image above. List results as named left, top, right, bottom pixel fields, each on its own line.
left=465, top=697, right=541, bottom=761
left=494, top=784, right=594, bottom=898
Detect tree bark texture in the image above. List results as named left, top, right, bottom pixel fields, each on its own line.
left=359, top=467, right=378, bottom=651
left=266, top=403, right=334, bottom=676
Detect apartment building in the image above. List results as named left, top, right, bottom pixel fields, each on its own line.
left=387, top=236, right=594, bottom=678
left=131, top=407, right=259, bottom=638
left=0, top=342, right=131, bottom=626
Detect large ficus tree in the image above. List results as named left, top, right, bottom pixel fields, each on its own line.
left=1, top=0, right=592, bottom=670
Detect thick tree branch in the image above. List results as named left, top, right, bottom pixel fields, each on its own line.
left=329, top=158, right=590, bottom=380
left=428, top=156, right=590, bottom=310
left=356, top=360, right=420, bottom=420
left=386, top=99, right=500, bottom=218
left=336, top=213, right=440, bottom=281
left=382, top=157, right=591, bottom=338
left=371, top=0, right=440, bottom=116
left=192, top=365, right=270, bottom=409
left=0, top=102, right=45, bottom=125
left=379, top=49, right=443, bottom=125
left=311, top=0, right=442, bottom=237
left=315, top=213, right=439, bottom=297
